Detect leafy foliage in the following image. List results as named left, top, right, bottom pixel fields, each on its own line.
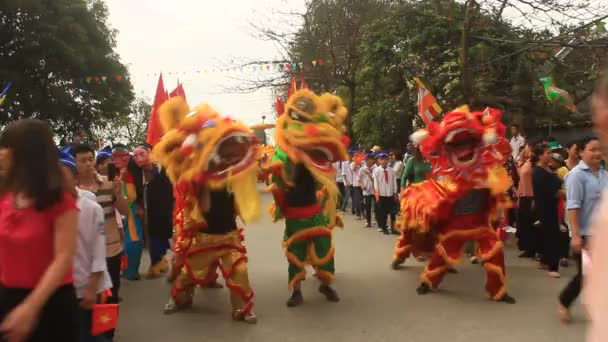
left=0, top=0, right=134, bottom=138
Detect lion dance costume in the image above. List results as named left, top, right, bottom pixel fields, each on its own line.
left=152, top=97, right=262, bottom=323
left=265, top=89, right=349, bottom=307
left=395, top=106, right=516, bottom=303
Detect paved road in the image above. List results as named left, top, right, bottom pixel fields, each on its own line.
left=117, top=190, right=586, bottom=342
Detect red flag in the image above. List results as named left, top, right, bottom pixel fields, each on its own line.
left=146, top=73, right=169, bottom=147
left=300, top=73, right=308, bottom=89
left=169, top=82, right=187, bottom=102
left=275, top=96, right=285, bottom=116
left=91, top=304, right=119, bottom=336
left=287, top=76, right=298, bottom=98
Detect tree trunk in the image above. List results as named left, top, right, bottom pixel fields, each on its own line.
left=460, top=0, right=476, bottom=104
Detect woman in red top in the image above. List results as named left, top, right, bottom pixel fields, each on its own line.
left=0, top=120, right=78, bottom=342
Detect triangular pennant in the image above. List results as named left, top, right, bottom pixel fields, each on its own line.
left=318, top=59, right=324, bottom=66
left=94, top=76, right=101, bottom=82
left=291, top=63, right=297, bottom=70
left=266, top=65, right=271, bottom=70
left=101, top=76, right=107, bottom=82
left=124, top=75, right=130, bottom=80
left=312, top=60, right=317, bottom=67
left=86, top=77, right=92, bottom=83
left=298, top=62, right=303, bottom=69
left=284, top=63, right=290, bottom=70
left=115, top=75, right=123, bottom=81
left=258, top=65, right=264, bottom=71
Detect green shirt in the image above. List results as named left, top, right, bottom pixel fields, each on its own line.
left=401, top=157, right=432, bottom=186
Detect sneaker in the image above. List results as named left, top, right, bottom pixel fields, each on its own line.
left=498, top=293, right=516, bottom=304
left=416, top=283, right=431, bottom=295
left=364, top=223, right=371, bottom=228
left=286, top=290, right=303, bottom=307
left=470, top=256, right=479, bottom=264
left=318, top=284, right=340, bottom=302
left=382, top=229, right=389, bottom=235
left=548, top=271, right=561, bottom=278
left=377, top=228, right=384, bottom=232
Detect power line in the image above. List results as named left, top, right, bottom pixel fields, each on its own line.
left=471, top=14, right=608, bottom=69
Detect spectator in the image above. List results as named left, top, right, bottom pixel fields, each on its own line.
left=565, top=141, right=580, bottom=171
left=95, top=146, right=113, bottom=178
left=350, top=156, right=363, bottom=220
left=532, top=143, right=563, bottom=278
left=391, top=151, right=404, bottom=194
left=359, top=153, right=376, bottom=228
left=586, top=71, right=608, bottom=341
left=0, top=119, right=79, bottom=342
left=340, top=154, right=353, bottom=213
left=373, top=153, right=398, bottom=235
left=516, top=144, right=536, bottom=258
left=59, top=151, right=112, bottom=342
left=559, top=136, right=607, bottom=322
left=72, top=144, right=128, bottom=312
left=333, top=160, right=345, bottom=209
left=510, top=124, right=526, bottom=160
left=401, top=145, right=431, bottom=187
left=550, top=153, right=571, bottom=268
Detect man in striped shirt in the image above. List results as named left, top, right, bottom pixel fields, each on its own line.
left=72, top=144, right=129, bottom=310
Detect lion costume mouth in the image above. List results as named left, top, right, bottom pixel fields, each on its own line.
left=444, top=128, right=480, bottom=167
left=299, top=142, right=340, bottom=172
left=207, top=131, right=256, bottom=178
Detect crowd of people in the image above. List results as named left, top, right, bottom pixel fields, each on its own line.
left=1, top=76, right=608, bottom=342
left=0, top=122, right=174, bottom=342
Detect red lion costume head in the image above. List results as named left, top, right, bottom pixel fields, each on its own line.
left=411, top=106, right=510, bottom=185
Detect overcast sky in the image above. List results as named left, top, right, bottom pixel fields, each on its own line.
left=106, top=0, right=306, bottom=125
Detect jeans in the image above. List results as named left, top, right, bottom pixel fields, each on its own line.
left=363, top=195, right=374, bottom=225
left=337, top=182, right=345, bottom=209
left=351, top=186, right=363, bottom=216
left=341, top=186, right=351, bottom=211
left=559, top=237, right=587, bottom=308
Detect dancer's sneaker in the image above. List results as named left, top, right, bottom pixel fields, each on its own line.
left=286, top=290, right=303, bottom=307
left=391, top=258, right=405, bottom=270
left=416, top=283, right=431, bottom=295
left=470, top=256, right=479, bottom=264
left=163, top=297, right=193, bottom=314
left=319, top=284, right=340, bottom=302
left=497, top=293, right=516, bottom=304
left=233, top=310, right=258, bottom=324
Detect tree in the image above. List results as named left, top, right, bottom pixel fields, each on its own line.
left=241, top=0, right=392, bottom=131
left=98, top=98, right=151, bottom=148
left=0, top=0, right=134, bottom=137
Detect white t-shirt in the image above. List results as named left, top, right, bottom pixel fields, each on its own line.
left=74, top=189, right=113, bottom=299
left=586, top=189, right=608, bottom=342
left=342, top=160, right=354, bottom=186
left=510, top=135, right=525, bottom=160
left=333, top=161, right=344, bottom=183
left=373, top=166, right=397, bottom=197
left=359, top=165, right=375, bottom=195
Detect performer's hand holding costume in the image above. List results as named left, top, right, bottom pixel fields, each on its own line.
left=396, top=106, right=516, bottom=303
left=264, top=89, right=350, bottom=307
left=152, top=97, right=262, bottom=323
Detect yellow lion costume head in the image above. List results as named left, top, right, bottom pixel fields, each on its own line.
left=274, top=89, right=349, bottom=188
left=152, top=97, right=261, bottom=223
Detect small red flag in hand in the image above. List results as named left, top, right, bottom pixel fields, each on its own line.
left=120, top=254, right=128, bottom=271
left=91, top=304, right=119, bottom=336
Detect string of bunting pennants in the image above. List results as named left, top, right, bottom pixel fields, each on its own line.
left=142, top=59, right=326, bottom=78
left=71, top=75, right=131, bottom=84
